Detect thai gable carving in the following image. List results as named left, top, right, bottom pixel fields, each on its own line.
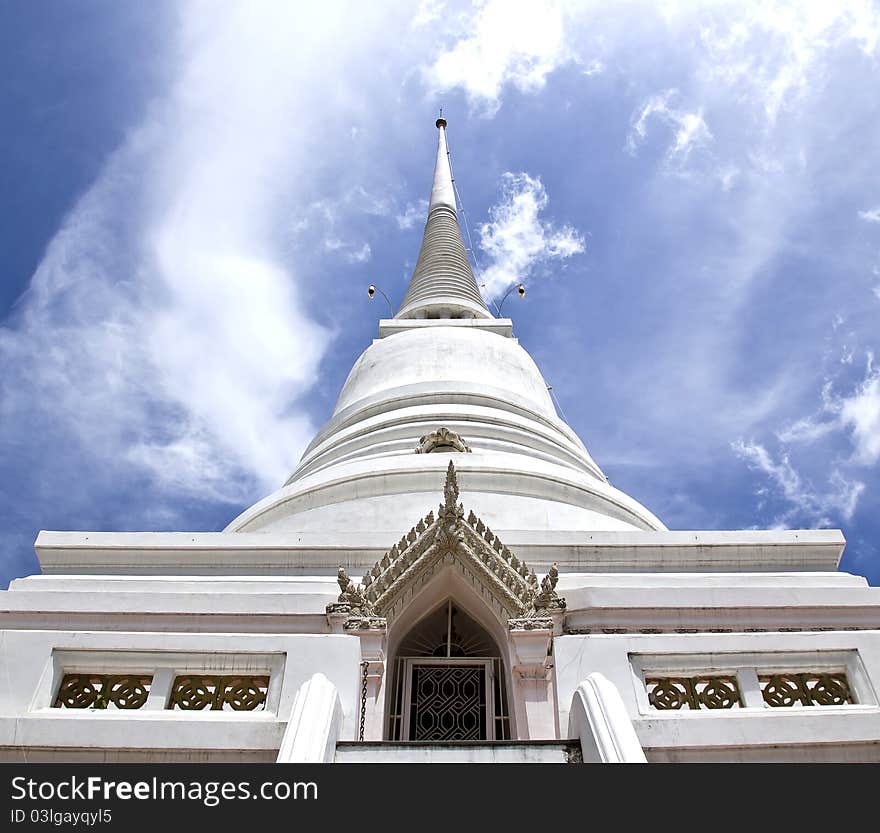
left=328, top=461, right=565, bottom=629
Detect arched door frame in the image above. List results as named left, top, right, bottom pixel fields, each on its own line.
left=383, top=567, right=516, bottom=741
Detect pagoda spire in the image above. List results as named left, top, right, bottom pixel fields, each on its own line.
left=395, top=117, right=493, bottom=320
left=429, top=116, right=456, bottom=211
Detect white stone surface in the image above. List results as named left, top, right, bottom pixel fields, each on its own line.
left=334, top=327, right=556, bottom=418
left=32, top=528, right=846, bottom=575
left=395, top=120, right=491, bottom=321
left=0, top=630, right=361, bottom=762
left=334, top=741, right=572, bottom=763
left=428, top=121, right=456, bottom=212
left=554, top=630, right=880, bottom=762
left=222, top=321, right=665, bottom=536
left=277, top=673, right=342, bottom=763
left=378, top=317, right=512, bottom=338
left=568, top=673, right=647, bottom=763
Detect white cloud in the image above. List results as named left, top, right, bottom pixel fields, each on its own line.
left=292, top=186, right=393, bottom=262
left=697, top=1, right=880, bottom=124
left=346, top=243, right=372, bottom=264
left=412, top=0, right=444, bottom=29
left=396, top=199, right=429, bottom=230
left=736, top=353, right=880, bottom=526
left=838, top=356, right=880, bottom=464
left=423, top=0, right=880, bottom=126
left=717, top=165, right=740, bottom=191
left=859, top=207, right=880, bottom=223
left=627, top=89, right=713, bottom=162
left=732, top=440, right=864, bottom=527
left=477, top=171, right=584, bottom=302
left=422, top=0, right=574, bottom=115
left=776, top=354, right=880, bottom=465
left=582, top=58, right=604, bottom=76
left=0, top=1, right=410, bottom=511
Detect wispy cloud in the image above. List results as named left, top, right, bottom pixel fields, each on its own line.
left=732, top=440, right=864, bottom=527
left=292, top=185, right=392, bottom=261
left=0, top=2, right=403, bottom=516
left=477, top=172, right=584, bottom=301
left=859, top=207, right=880, bottom=223
left=396, top=199, right=429, bottom=230
left=697, top=1, right=880, bottom=124
left=346, top=243, right=372, bottom=264
left=412, top=0, right=444, bottom=29
left=837, top=356, right=880, bottom=465
left=627, top=89, right=713, bottom=163
left=734, top=352, right=880, bottom=526
left=776, top=354, right=880, bottom=465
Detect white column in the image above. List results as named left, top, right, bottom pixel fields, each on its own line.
left=347, top=626, right=387, bottom=741
left=276, top=673, right=342, bottom=763
left=568, top=672, right=647, bottom=763
left=144, top=667, right=175, bottom=710
left=508, top=625, right=556, bottom=739
left=737, top=667, right=764, bottom=708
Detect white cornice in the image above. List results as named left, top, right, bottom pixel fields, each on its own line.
left=33, top=528, right=845, bottom=574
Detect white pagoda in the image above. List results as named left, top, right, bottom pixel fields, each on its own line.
left=2, top=118, right=879, bottom=763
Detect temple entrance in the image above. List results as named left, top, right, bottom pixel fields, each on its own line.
left=388, top=599, right=511, bottom=741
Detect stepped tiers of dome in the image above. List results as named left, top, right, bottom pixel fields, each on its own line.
left=228, top=320, right=664, bottom=535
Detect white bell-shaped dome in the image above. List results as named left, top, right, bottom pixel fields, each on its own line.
left=226, top=119, right=665, bottom=537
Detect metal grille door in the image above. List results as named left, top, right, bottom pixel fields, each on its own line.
left=408, top=664, right=487, bottom=741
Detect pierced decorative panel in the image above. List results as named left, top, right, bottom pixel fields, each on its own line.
left=760, top=673, right=853, bottom=707
left=54, top=674, right=152, bottom=710
left=409, top=665, right=486, bottom=741
left=167, top=675, right=269, bottom=711
left=646, top=676, right=743, bottom=711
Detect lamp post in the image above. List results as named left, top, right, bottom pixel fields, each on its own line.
left=368, top=284, right=394, bottom=317
left=496, top=283, right=525, bottom=317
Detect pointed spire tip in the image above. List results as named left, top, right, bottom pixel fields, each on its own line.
left=394, top=112, right=493, bottom=320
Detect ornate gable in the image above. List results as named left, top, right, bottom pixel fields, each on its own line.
left=329, top=461, right=565, bottom=629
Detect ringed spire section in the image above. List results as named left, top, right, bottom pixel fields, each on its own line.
left=395, top=118, right=493, bottom=321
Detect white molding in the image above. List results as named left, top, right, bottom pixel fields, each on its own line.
left=277, top=673, right=342, bottom=763
left=378, top=318, right=513, bottom=338
left=568, top=673, right=646, bottom=763
left=32, top=529, right=846, bottom=575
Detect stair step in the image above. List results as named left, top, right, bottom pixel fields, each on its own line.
left=335, top=739, right=582, bottom=763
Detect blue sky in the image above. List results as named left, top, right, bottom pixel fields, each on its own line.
left=2, top=0, right=879, bottom=587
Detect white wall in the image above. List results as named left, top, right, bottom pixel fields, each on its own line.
left=0, top=630, right=361, bottom=762
left=554, top=630, right=880, bottom=761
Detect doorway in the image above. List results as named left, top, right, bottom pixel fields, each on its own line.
left=388, top=599, right=511, bottom=741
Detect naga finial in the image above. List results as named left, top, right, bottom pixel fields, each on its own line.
left=530, top=563, right=565, bottom=616
left=332, top=566, right=376, bottom=617
left=337, top=566, right=353, bottom=595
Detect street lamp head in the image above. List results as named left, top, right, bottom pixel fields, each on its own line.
left=496, top=282, right=526, bottom=316
left=367, top=284, right=394, bottom=317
